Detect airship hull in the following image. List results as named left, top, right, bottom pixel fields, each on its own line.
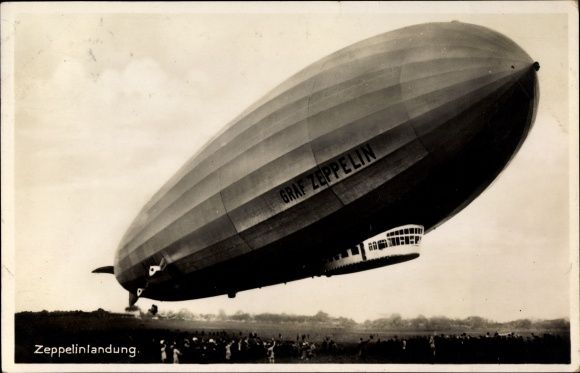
left=111, top=22, right=539, bottom=301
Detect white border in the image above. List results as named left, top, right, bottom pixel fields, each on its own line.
left=1, top=2, right=578, bottom=372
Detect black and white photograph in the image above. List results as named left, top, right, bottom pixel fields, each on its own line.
left=1, top=2, right=578, bottom=371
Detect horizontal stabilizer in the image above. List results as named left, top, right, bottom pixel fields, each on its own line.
left=92, top=266, right=114, bottom=274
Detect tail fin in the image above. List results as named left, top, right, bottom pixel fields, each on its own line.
left=129, top=292, right=139, bottom=306
left=92, top=266, right=114, bottom=274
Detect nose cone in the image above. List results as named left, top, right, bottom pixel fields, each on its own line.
left=396, top=22, right=539, bottom=161
left=392, top=23, right=540, bottom=230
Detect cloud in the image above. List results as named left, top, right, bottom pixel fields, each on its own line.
left=15, top=56, right=220, bottom=192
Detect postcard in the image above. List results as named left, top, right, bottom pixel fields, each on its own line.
left=2, top=2, right=578, bottom=372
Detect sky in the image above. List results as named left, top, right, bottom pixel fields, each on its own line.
left=4, top=3, right=577, bottom=323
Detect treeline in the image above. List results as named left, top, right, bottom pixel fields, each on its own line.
left=16, top=309, right=569, bottom=332
left=158, top=310, right=569, bottom=332
left=360, top=314, right=570, bottom=332
left=17, top=308, right=134, bottom=318
left=160, top=310, right=357, bottom=328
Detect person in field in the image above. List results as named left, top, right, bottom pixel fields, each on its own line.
left=172, top=345, right=182, bottom=364
left=267, top=340, right=276, bottom=363
left=429, top=335, right=437, bottom=360
left=225, top=340, right=234, bottom=362
left=160, top=340, right=167, bottom=363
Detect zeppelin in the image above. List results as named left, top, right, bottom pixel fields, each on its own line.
left=93, top=22, right=540, bottom=305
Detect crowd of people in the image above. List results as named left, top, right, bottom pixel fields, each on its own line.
left=140, top=330, right=569, bottom=364
left=357, top=332, right=570, bottom=363
left=141, top=331, right=329, bottom=364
